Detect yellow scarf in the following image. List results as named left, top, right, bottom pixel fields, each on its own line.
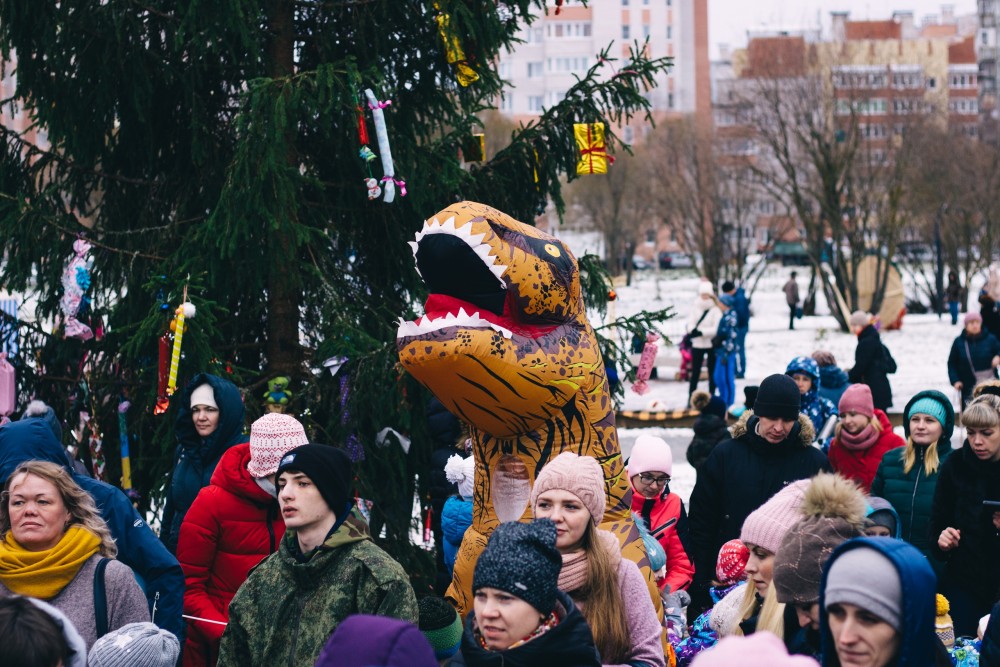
left=0, top=525, right=102, bottom=599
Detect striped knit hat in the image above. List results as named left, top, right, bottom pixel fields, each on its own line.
left=418, top=597, right=463, bottom=660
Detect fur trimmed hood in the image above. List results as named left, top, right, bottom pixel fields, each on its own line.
left=730, top=410, right=816, bottom=447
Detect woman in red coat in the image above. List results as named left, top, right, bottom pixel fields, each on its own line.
left=177, top=413, right=308, bottom=667
left=828, top=384, right=905, bottom=493
left=628, top=434, right=695, bottom=594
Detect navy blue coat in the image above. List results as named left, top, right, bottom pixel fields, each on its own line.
left=820, top=538, right=951, bottom=666
left=0, top=419, right=186, bottom=643
left=161, top=373, right=247, bottom=553
left=947, top=330, right=1000, bottom=400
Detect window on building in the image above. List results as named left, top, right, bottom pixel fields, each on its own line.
left=927, top=77, right=936, bottom=89
left=500, top=93, right=513, bottom=112
left=668, top=92, right=674, bottom=108
left=498, top=61, right=510, bottom=78
left=622, top=25, right=630, bottom=40
left=645, top=228, right=656, bottom=243
left=666, top=25, right=672, bottom=39
left=642, top=24, right=651, bottom=38
left=623, top=0, right=628, bottom=4
left=527, top=61, right=543, bottom=78
left=623, top=126, right=634, bottom=142
left=527, top=95, right=544, bottom=112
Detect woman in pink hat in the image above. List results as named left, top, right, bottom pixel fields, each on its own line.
left=176, top=413, right=309, bottom=667
left=628, top=434, right=695, bottom=594
left=531, top=452, right=665, bottom=667
left=827, top=384, right=905, bottom=493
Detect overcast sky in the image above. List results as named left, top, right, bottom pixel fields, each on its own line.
left=710, top=0, right=978, bottom=58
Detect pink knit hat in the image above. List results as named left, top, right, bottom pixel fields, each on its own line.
left=247, top=413, right=309, bottom=478
left=627, top=434, right=673, bottom=478
left=739, top=479, right=810, bottom=554
left=691, top=633, right=820, bottom=667
left=838, top=384, right=875, bottom=418
left=716, top=539, right=750, bottom=584
left=530, top=452, right=606, bottom=525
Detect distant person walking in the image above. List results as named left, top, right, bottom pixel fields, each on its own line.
left=783, top=273, right=800, bottom=331
left=722, top=281, right=751, bottom=378
left=847, top=311, right=895, bottom=411
left=687, top=282, right=723, bottom=399
left=946, top=271, right=963, bottom=326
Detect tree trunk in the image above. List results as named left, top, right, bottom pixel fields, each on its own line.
left=265, top=0, right=304, bottom=378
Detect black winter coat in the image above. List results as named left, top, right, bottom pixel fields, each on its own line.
left=454, top=591, right=601, bottom=667
left=688, top=413, right=830, bottom=604
left=930, top=441, right=1000, bottom=607
left=947, top=330, right=1000, bottom=400
left=686, top=413, right=731, bottom=470
left=983, top=600, right=1000, bottom=667
left=848, top=325, right=894, bottom=410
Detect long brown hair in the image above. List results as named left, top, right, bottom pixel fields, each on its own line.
left=1, top=461, right=117, bottom=557
left=574, top=521, right=631, bottom=663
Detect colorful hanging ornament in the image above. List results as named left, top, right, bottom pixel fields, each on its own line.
left=60, top=239, right=94, bottom=340
left=461, top=133, right=485, bottom=162
left=263, top=376, right=292, bottom=413
left=364, top=88, right=407, bottom=203
left=153, top=333, right=171, bottom=415
left=0, top=352, right=14, bottom=418
left=574, top=122, right=615, bottom=175
left=631, top=332, right=660, bottom=395
left=118, top=399, right=132, bottom=490
left=434, top=5, right=479, bottom=86
left=338, top=370, right=365, bottom=462
left=166, top=295, right=196, bottom=398
left=364, top=177, right=382, bottom=200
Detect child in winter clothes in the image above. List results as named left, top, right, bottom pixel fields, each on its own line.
left=628, top=435, right=695, bottom=594
left=687, top=392, right=731, bottom=472
left=673, top=539, right=750, bottom=666
left=811, top=351, right=850, bottom=407
left=714, top=294, right=739, bottom=408
left=827, top=384, right=905, bottom=493
left=786, top=357, right=838, bottom=438
left=864, top=497, right=900, bottom=537
left=441, top=454, right=474, bottom=575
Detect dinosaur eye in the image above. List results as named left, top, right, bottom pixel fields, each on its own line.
left=544, top=243, right=561, bottom=258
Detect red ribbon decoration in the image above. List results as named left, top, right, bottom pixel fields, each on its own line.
left=580, top=124, right=615, bottom=174
left=154, top=333, right=170, bottom=415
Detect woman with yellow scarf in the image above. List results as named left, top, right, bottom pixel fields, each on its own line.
left=0, top=460, right=150, bottom=648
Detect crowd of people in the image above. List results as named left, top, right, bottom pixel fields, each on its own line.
left=0, top=273, right=1000, bottom=667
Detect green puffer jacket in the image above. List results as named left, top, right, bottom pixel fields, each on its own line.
left=870, top=390, right=954, bottom=565
left=218, top=507, right=418, bottom=667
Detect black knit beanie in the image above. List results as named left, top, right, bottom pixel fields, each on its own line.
left=473, top=520, right=562, bottom=615
left=753, top=374, right=801, bottom=421
left=276, top=444, right=353, bottom=516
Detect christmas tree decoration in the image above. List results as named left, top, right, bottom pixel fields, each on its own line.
left=263, top=376, right=292, bottom=412
left=434, top=7, right=479, bottom=86
left=364, top=88, right=407, bottom=203
left=166, top=300, right=196, bottom=397
left=397, top=201, right=662, bottom=619
left=461, top=133, right=485, bottom=162
left=0, top=352, right=14, bottom=417
left=118, top=399, right=132, bottom=490
left=60, top=239, right=94, bottom=340
left=153, top=333, right=171, bottom=415
left=631, top=332, right=660, bottom=395
left=574, top=122, right=615, bottom=175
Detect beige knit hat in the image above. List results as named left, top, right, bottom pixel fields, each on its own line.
left=530, top=452, right=606, bottom=525
left=247, top=413, right=309, bottom=478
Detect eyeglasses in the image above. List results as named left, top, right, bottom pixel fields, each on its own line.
left=638, top=473, right=670, bottom=486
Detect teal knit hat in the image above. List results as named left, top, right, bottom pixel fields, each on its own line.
left=418, top=597, right=463, bottom=660
left=907, top=397, right=947, bottom=428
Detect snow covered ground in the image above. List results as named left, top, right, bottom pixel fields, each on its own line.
left=586, top=254, right=988, bottom=505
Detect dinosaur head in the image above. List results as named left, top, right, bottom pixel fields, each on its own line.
left=397, top=201, right=601, bottom=436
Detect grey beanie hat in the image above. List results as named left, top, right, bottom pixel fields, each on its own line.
left=473, top=520, right=562, bottom=615
left=824, top=547, right=903, bottom=631
left=88, top=622, right=180, bottom=667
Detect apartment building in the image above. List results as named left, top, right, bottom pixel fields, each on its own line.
left=496, top=0, right=711, bottom=140
left=977, top=0, right=1000, bottom=142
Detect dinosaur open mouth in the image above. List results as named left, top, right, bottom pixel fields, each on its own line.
left=398, top=215, right=520, bottom=339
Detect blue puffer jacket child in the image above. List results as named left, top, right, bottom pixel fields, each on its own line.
left=441, top=454, right=474, bottom=574
left=786, top=356, right=838, bottom=436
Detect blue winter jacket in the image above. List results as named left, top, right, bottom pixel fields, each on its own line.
left=161, top=373, right=247, bottom=553
left=716, top=295, right=739, bottom=356
left=0, top=419, right=186, bottom=643
left=819, top=537, right=945, bottom=667
left=732, top=287, right=751, bottom=328
left=786, top=356, right=838, bottom=435
left=817, top=366, right=850, bottom=407
left=440, top=495, right=473, bottom=574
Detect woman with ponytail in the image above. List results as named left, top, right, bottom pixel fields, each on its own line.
left=531, top=453, right=665, bottom=667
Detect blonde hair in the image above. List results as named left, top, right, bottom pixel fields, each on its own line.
left=963, top=394, right=1000, bottom=430
left=728, top=580, right=785, bottom=640
left=1, top=461, right=117, bottom=557
left=901, top=437, right=941, bottom=477
left=573, top=522, right=631, bottom=663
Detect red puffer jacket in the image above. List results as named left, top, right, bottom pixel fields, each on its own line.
left=828, top=409, right=905, bottom=493
left=177, top=442, right=284, bottom=667
left=630, top=490, right=695, bottom=593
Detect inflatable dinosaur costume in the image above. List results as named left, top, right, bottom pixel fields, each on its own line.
left=397, top=201, right=661, bottom=617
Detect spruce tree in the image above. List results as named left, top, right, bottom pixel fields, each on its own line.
left=0, top=0, right=671, bottom=586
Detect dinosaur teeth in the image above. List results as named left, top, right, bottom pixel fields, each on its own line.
left=396, top=310, right=513, bottom=340
left=411, top=215, right=507, bottom=289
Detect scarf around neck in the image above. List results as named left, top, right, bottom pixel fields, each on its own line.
left=0, top=525, right=101, bottom=599
left=839, top=423, right=880, bottom=451
left=557, top=529, right=622, bottom=593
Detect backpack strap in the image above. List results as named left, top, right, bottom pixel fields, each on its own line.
left=93, top=557, right=110, bottom=639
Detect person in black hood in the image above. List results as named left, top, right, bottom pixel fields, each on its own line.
left=0, top=420, right=186, bottom=645
left=847, top=311, right=894, bottom=412
left=687, top=391, right=731, bottom=471
left=425, top=396, right=464, bottom=594
left=930, top=393, right=1000, bottom=637
left=687, top=374, right=830, bottom=616
left=160, top=373, right=246, bottom=554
